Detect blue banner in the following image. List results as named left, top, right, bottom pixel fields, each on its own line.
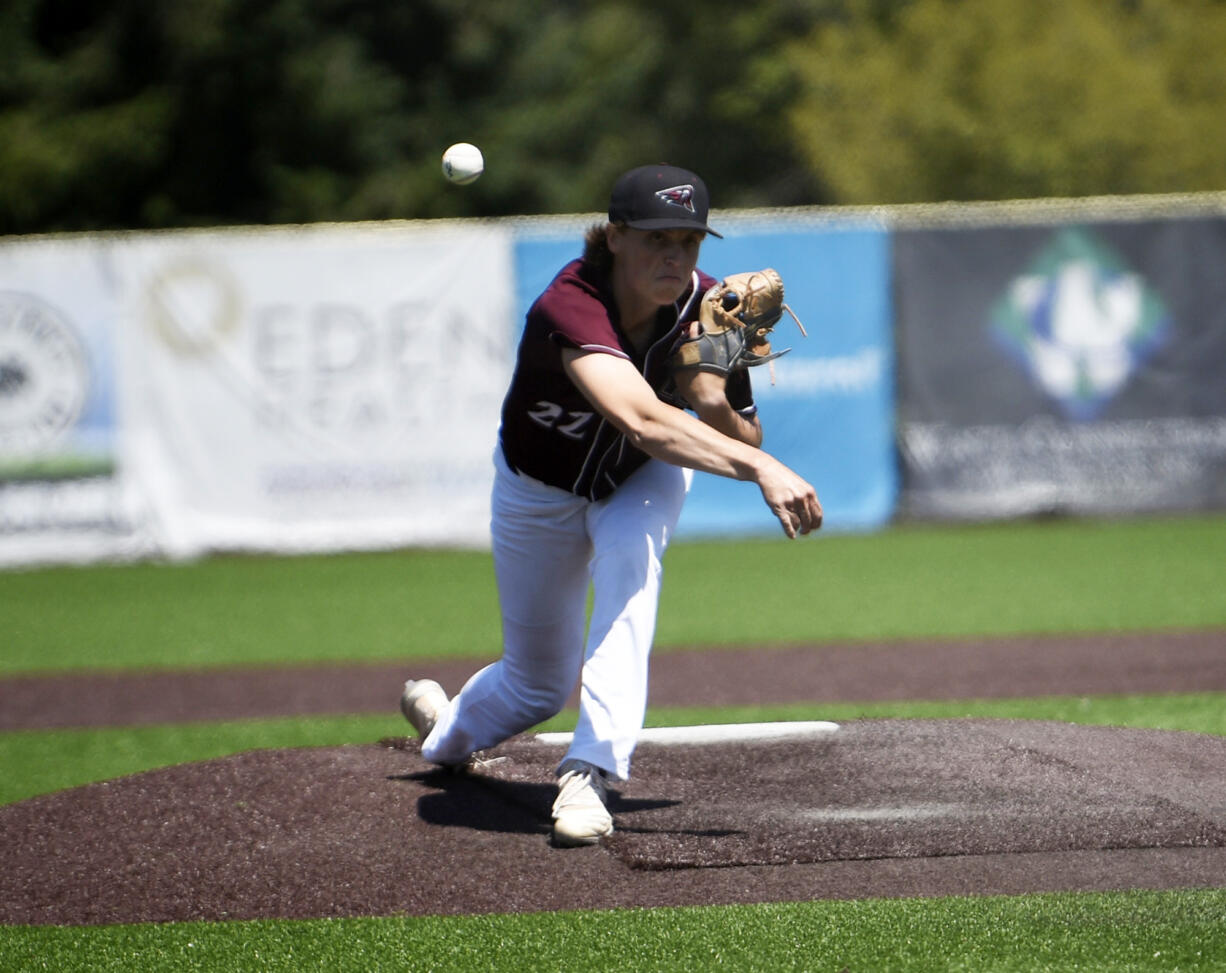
left=512, top=221, right=896, bottom=536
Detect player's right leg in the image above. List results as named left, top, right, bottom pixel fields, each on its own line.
left=417, top=449, right=591, bottom=766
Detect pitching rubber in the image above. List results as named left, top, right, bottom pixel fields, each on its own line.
left=534, top=721, right=840, bottom=747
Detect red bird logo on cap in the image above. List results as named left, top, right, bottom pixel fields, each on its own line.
left=655, top=184, right=696, bottom=212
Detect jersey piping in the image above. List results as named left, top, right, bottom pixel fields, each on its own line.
left=569, top=271, right=702, bottom=499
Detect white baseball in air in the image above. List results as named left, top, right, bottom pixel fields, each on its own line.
left=442, top=142, right=483, bottom=185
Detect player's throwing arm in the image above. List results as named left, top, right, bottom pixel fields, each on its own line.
left=563, top=349, right=822, bottom=538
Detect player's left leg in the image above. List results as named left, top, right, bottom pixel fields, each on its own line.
left=565, top=459, right=692, bottom=781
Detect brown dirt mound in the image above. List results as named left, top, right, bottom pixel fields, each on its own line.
left=2, top=718, right=1224, bottom=927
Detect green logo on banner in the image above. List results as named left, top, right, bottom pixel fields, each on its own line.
left=991, top=228, right=1170, bottom=421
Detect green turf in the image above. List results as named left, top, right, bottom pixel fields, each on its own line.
left=657, top=512, right=1226, bottom=646
left=0, top=713, right=406, bottom=806
left=649, top=692, right=1226, bottom=738
left=4, top=889, right=1225, bottom=972
left=3, top=692, right=1222, bottom=806
left=2, top=513, right=1223, bottom=674
left=0, top=547, right=504, bottom=674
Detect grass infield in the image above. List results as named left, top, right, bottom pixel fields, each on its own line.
left=3, top=890, right=1225, bottom=972
left=2, top=513, right=1224, bottom=674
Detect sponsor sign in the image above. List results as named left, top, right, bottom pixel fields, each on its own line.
left=0, top=238, right=150, bottom=565
left=895, top=218, right=1226, bottom=517
left=118, top=224, right=515, bottom=555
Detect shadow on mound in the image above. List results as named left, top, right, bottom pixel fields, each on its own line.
left=405, top=767, right=553, bottom=836
left=2, top=719, right=1225, bottom=926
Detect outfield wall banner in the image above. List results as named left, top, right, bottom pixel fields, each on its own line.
left=0, top=236, right=157, bottom=567
left=513, top=220, right=897, bottom=536
left=117, top=223, right=514, bottom=556
left=894, top=218, right=1226, bottom=518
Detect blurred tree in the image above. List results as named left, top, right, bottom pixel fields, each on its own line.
left=786, top=0, right=1226, bottom=203
left=15, top=0, right=1226, bottom=231
left=0, top=0, right=423, bottom=231
left=424, top=0, right=838, bottom=220
left=0, top=0, right=840, bottom=233
left=0, top=0, right=175, bottom=231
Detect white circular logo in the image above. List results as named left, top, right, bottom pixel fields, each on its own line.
left=0, top=292, right=90, bottom=456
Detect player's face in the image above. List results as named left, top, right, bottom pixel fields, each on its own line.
left=608, top=226, right=705, bottom=308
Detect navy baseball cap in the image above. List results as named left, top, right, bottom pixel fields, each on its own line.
left=608, top=164, right=723, bottom=238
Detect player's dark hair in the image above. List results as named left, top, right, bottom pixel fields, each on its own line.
left=582, top=223, right=614, bottom=272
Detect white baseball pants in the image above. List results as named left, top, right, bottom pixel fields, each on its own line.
left=422, top=447, right=691, bottom=780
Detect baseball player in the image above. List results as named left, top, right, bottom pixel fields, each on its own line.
left=401, top=164, right=822, bottom=846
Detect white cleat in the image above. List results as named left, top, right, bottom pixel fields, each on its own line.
left=399, top=679, right=449, bottom=740
left=552, top=759, right=614, bottom=847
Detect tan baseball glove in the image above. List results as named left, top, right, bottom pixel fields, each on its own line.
left=671, top=268, right=806, bottom=377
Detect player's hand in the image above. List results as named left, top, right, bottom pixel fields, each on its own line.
left=757, top=458, right=822, bottom=538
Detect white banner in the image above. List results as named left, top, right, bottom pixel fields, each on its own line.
left=118, top=222, right=514, bottom=556
left=0, top=236, right=157, bottom=567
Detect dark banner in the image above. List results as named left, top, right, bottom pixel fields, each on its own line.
left=893, top=217, right=1226, bottom=518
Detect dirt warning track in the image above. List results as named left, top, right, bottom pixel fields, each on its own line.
left=2, top=630, right=1223, bottom=731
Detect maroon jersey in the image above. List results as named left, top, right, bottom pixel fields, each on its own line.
left=499, top=258, right=717, bottom=500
